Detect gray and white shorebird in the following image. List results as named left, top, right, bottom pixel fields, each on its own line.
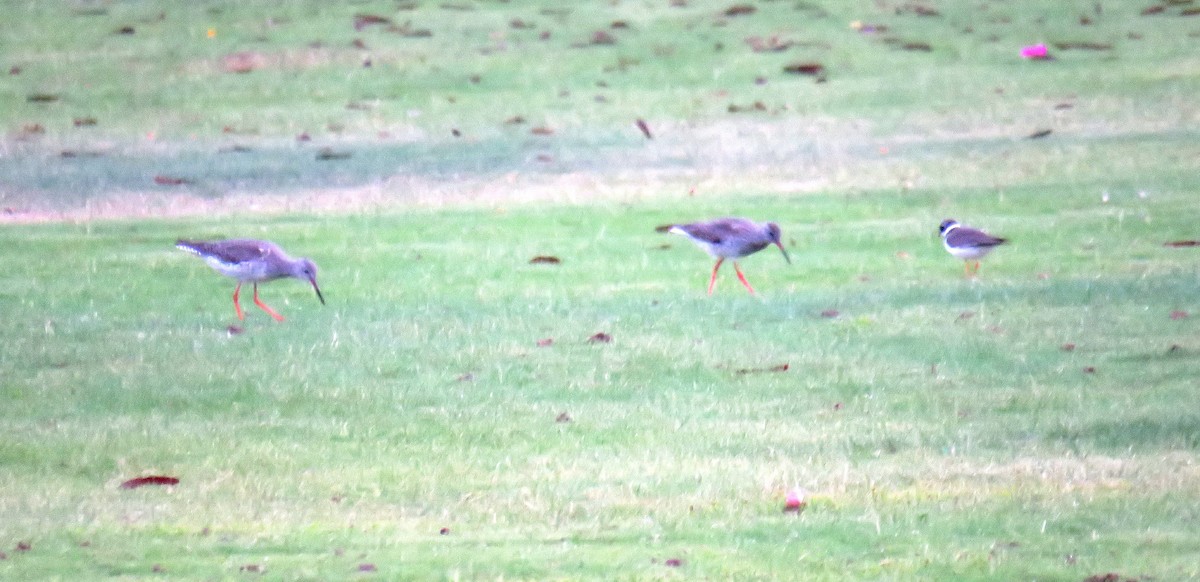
left=176, top=239, right=325, bottom=321
left=665, top=217, right=791, bottom=295
left=938, top=219, right=1007, bottom=277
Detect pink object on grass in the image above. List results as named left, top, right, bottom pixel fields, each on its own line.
left=1021, top=43, right=1049, bottom=60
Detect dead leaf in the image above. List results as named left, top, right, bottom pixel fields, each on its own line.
left=820, top=309, right=839, bottom=318
left=153, top=175, right=188, bottom=186
left=353, top=13, right=392, bottom=31
left=724, top=4, right=755, bottom=16
left=587, top=332, right=612, bottom=344
left=456, top=373, right=474, bottom=382
left=1027, top=129, right=1053, bottom=139
left=227, top=325, right=244, bottom=336
left=635, top=118, right=653, bottom=139
left=536, top=338, right=553, bottom=347
left=358, top=564, right=377, bottom=572
left=240, top=564, right=263, bottom=573
left=1164, top=240, right=1200, bottom=247
left=783, top=62, right=825, bottom=76
left=1170, top=310, right=1188, bottom=320
left=664, top=557, right=684, bottom=567
left=221, top=51, right=266, bottom=74
left=530, top=126, right=554, bottom=135
left=73, top=117, right=97, bottom=127
left=1083, top=366, right=1096, bottom=374
left=315, top=148, right=351, bottom=160
left=555, top=412, right=572, bottom=423
left=1061, top=343, right=1076, bottom=351
left=736, top=363, right=789, bottom=375
left=27, top=93, right=59, bottom=102
left=439, top=527, right=450, bottom=535
left=120, top=475, right=180, bottom=489
left=16, top=541, right=31, bottom=552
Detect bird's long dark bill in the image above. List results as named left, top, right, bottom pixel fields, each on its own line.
left=310, top=278, right=326, bottom=305
left=775, top=242, right=792, bottom=264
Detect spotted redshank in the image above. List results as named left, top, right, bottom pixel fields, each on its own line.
left=176, top=239, right=325, bottom=321
left=938, top=219, right=1007, bottom=277
left=666, top=217, right=791, bottom=295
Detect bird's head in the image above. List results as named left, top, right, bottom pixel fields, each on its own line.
left=938, top=219, right=960, bottom=237
left=295, top=258, right=325, bottom=305
left=765, top=222, right=791, bottom=264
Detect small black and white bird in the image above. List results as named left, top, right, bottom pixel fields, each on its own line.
left=938, top=219, right=1007, bottom=277
left=177, top=239, right=325, bottom=321
left=664, top=217, right=791, bottom=295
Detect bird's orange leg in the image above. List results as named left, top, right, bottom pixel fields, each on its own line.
left=973, top=261, right=982, bottom=275
left=708, top=258, right=724, bottom=295
left=962, top=261, right=972, bottom=278
left=733, top=262, right=757, bottom=295
left=232, top=283, right=246, bottom=321
left=252, top=284, right=286, bottom=322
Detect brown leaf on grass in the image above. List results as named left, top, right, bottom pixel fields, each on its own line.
left=588, top=332, right=613, bottom=344
left=1164, top=240, right=1200, bottom=247
left=664, top=558, right=684, bottom=567
left=957, top=311, right=975, bottom=321
left=530, top=126, right=554, bottom=135
left=1083, top=366, right=1096, bottom=374
left=1027, top=129, right=1053, bottom=139
left=728, top=101, right=767, bottom=113
left=60, top=150, right=104, bottom=158
left=73, top=117, right=97, bottom=127
left=153, top=175, right=189, bottom=186
left=504, top=115, right=526, bottom=125
left=115, top=25, right=135, bottom=35
left=736, top=363, right=789, bottom=375
left=439, top=527, right=451, bottom=535
left=783, top=62, right=825, bottom=77
left=1141, top=5, right=1166, bottom=15
left=1083, top=574, right=1135, bottom=582
left=227, top=325, right=244, bottom=336
left=27, top=93, right=59, bottom=102
left=510, top=18, right=535, bottom=29
left=536, top=338, right=554, bottom=348
left=590, top=30, right=617, bottom=45
left=315, top=148, right=351, bottom=160
left=120, top=475, right=180, bottom=489
left=898, top=3, right=941, bottom=16
left=240, top=564, right=263, bottom=573
left=820, top=309, right=840, bottom=318
left=724, top=4, right=755, bottom=16
left=535, top=153, right=554, bottom=162
left=745, top=35, right=793, bottom=52
left=9, top=66, right=21, bottom=75
left=901, top=41, right=933, bottom=51
left=358, top=564, right=377, bottom=572
left=16, top=541, right=31, bottom=552
left=221, top=51, right=266, bottom=74
left=296, top=132, right=311, bottom=142
left=1053, top=41, right=1113, bottom=50
left=1061, top=342, right=1076, bottom=351
left=353, top=13, right=392, bottom=31
left=1183, top=7, right=1200, bottom=15
left=0, top=550, right=7, bottom=559
left=635, top=118, right=653, bottom=139
left=555, top=411, right=572, bottom=423
left=456, top=373, right=475, bottom=382
left=1170, top=310, right=1189, bottom=320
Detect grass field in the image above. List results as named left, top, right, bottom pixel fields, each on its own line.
left=2, top=1, right=1200, bottom=580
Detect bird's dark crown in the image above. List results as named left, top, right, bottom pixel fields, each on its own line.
left=938, top=219, right=960, bottom=235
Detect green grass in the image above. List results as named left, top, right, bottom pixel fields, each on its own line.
left=2, top=0, right=1200, bottom=580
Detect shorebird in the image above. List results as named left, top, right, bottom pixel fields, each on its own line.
left=176, top=239, right=325, bottom=321
left=938, top=219, right=1007, bottom=277
left=665, top=217, right=791, bottom=295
